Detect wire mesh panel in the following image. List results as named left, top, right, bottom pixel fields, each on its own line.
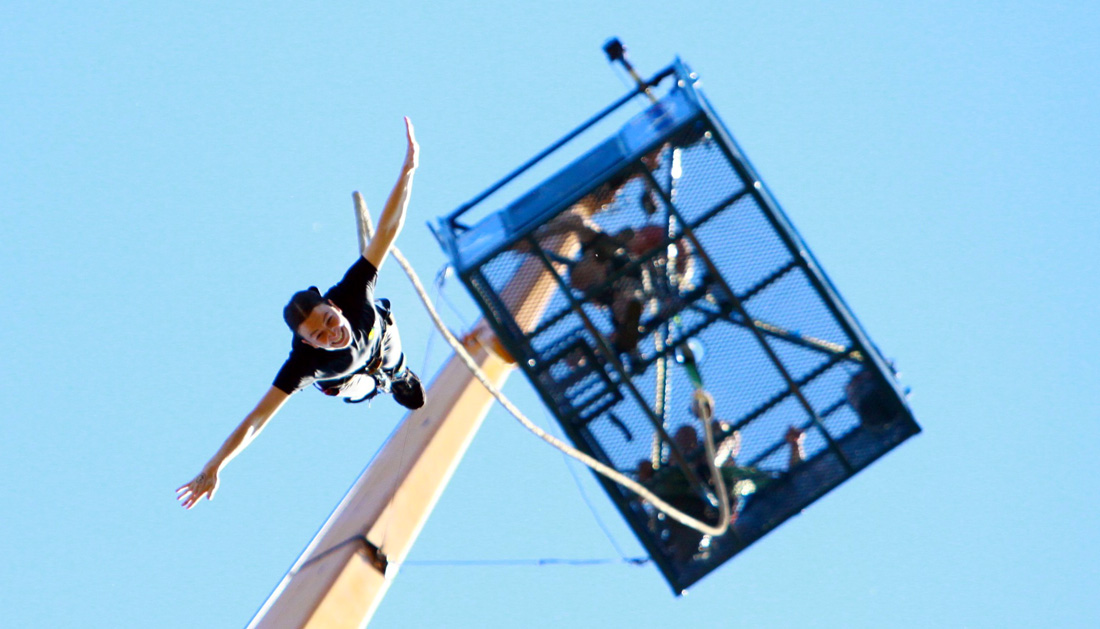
left=435, top=61, right=919, bottom=593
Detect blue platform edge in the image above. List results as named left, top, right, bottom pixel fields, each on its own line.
left=435, top=63, right=704, bottom=272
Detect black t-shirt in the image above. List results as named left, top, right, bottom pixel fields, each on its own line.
left=273, top=257, right=381, bottom=394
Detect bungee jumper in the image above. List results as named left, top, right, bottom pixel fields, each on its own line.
left=177, top=117, right=425, bottom=510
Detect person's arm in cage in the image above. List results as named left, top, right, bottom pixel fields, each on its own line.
left=786, top=426, right=806, bottom=469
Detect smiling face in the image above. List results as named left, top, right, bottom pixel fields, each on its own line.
left=297, top=302, right=353, bottom=350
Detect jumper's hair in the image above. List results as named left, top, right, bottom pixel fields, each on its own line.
left=283, top=287, right=324, bottom=335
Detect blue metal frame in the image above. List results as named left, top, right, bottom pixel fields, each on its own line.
left=432, top=58, right=920, bottom=594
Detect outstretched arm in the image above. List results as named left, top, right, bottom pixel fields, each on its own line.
left=364, top=117, right=419, bottom=271
left=176, top=386, right=291, bottom=509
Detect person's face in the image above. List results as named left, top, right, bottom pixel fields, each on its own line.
left=298, top=302, right=353, bottom=350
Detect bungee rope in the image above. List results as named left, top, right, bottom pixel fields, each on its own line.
left=354, top=192, right=732, bottom=538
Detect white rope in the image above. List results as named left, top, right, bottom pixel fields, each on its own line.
left=388, top=244, right=731, bottom=538
left=352, top=190, right=731, bottom=537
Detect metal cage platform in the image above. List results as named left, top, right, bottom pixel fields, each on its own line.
left=433, top=59, right=920, bottom=593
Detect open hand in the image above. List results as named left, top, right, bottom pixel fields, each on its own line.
left=176, top=468, right=220, bottom=509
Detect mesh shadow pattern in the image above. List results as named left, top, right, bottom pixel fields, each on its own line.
left=447, top=88, right=919, bottom=594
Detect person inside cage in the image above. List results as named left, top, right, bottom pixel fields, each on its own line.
left=636, top=420, right=805, bottom=562
left=177, top=118, right=426, bottom=510
left=639, top=423, right=806, bottom=512
left=513, top=144, right=696, bottom=357
left=526, top=203, right=695, bottom=357
left=845, top=366, right=904, bottom=430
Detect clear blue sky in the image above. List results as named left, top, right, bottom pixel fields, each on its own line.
left=3, top=2, right=1098, bottom=627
